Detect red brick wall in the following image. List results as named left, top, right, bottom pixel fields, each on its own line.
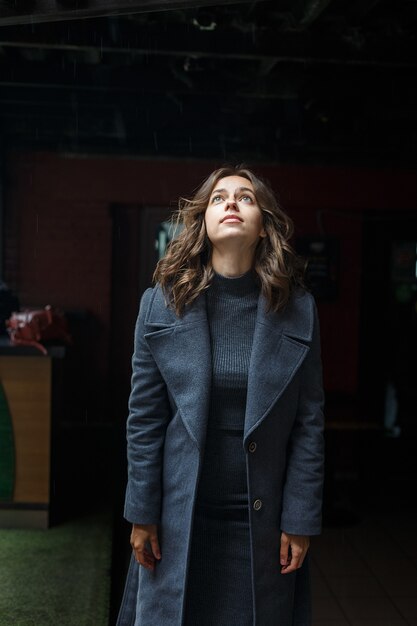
left=4, top=151, right=417, bottom=408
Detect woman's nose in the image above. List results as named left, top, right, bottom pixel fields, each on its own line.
left=225, top=198, right=238, bottom=210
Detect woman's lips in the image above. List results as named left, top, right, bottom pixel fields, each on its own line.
left=221, top=215, right=243, bottom=223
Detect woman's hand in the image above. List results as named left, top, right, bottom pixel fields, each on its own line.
left=130, top=523, right=161, bottom=571
left=280, top=532, right=310, bottom=574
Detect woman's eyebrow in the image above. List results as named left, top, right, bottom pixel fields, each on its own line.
left=236, top=187, right=254, bottom=194
left=210, top=186, right=254, bottom=196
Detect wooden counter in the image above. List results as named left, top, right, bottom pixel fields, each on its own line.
left=0, top=339, right=64, bottom=528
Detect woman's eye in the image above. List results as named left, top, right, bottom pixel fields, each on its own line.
left=212, top=195, right=223, bottom=203
left=240, top=195, right=253, bottom=203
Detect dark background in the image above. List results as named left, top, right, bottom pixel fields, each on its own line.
left=1, top=0, right=416, bottom=622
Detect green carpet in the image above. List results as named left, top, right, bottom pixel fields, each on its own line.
left=0, top=510, right=112, bottom=626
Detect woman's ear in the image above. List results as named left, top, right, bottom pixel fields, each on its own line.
left=260, top=212, right=267, bottom=239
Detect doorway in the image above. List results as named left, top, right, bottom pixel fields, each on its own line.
left=359, top=210, right=417, bottom=491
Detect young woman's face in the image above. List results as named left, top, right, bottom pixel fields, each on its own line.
left=204, top=176, right=266, bottom=252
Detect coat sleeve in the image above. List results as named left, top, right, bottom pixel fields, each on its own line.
left=124, top=287, right=171, bottom=525
left=280, top=296, right=325, bottom=536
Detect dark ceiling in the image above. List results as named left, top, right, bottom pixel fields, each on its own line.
left=0, top=0, right=416, bottom=165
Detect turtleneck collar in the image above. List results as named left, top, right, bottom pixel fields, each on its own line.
left=209, top=269, right=259, bottom=298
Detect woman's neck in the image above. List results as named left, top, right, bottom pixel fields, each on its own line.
left=211, top=250, right=254, bottom=277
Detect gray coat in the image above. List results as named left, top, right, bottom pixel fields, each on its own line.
left=118, top=284, right=325, bottom=626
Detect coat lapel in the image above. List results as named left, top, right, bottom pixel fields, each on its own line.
left=144, top=286, right=314, bottom=450
left=244, top=292, right=313, bottom=441
left=144, top=291, right=212, bottom=452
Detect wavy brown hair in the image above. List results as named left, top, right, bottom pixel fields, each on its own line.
left=154, top=166, right=305, bottom=315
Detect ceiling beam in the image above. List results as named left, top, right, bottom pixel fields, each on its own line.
left=0, top=21, right=416, bottom=67
left=1, top=58, right=414, bottom=100
left=0, top=0, right=264, bottom=26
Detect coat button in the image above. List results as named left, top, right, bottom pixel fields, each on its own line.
left=253, top=499, right=263, bottom=511
left=248, top=441, right=257, bottom=453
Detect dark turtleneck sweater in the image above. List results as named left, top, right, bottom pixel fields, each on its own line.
left=185, top=270, right=258, bottom=625
left=195, top=269, right=260, bottom=514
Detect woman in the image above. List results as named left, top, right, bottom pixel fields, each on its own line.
left=117, top=166, right=325, bottom=626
